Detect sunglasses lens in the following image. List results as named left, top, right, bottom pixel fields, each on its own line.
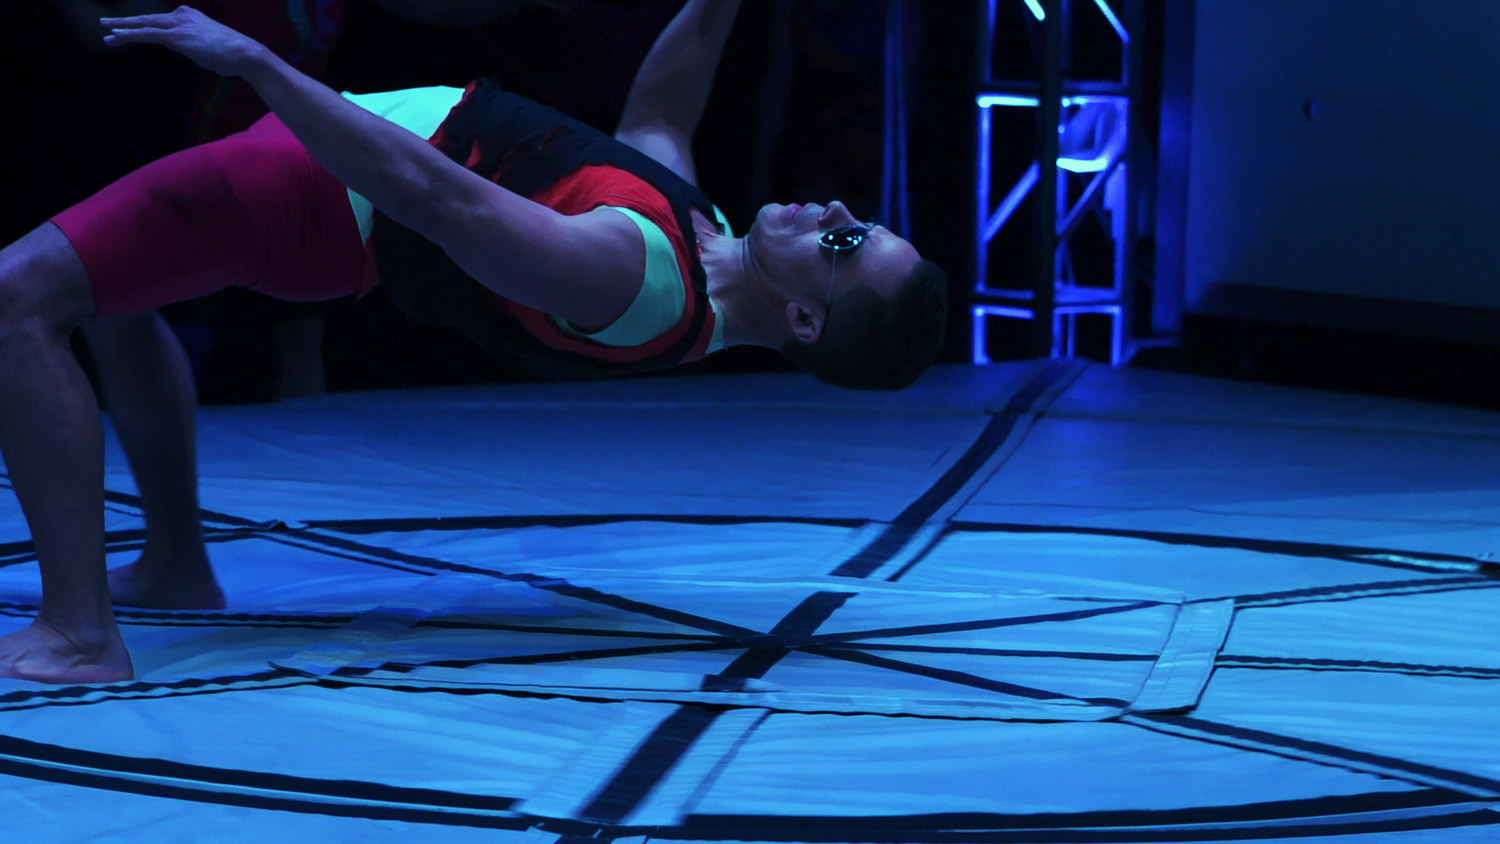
left=820, top=224, right=869, bottom=251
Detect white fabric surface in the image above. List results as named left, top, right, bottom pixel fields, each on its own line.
left=0, top=361, right=1497, bottom=841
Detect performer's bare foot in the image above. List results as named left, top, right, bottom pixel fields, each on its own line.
left=0, top=619, right=134, bottom=683
left=108, top=550, right=226, bottom=610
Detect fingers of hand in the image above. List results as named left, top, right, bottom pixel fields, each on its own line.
left=99, top=15, right=175, bottom=28
left=101, top=7, right=201, bottom=45
left=103, top=28, right=169, bottom=46
left=100, top=6, right=201, bottom=28
left=101, top=20, right=174, bottom=44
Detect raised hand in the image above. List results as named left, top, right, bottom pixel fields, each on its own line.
left=101, top=5, right=267, bottom=77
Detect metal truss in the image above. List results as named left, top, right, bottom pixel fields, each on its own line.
left=973, top=0, right=1145, bottom=365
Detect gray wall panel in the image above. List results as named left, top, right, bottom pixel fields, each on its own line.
left=1185, top=0, right=1500, bottom=314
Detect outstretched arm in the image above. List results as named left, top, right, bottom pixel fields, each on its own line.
left=102, top=7, right=643, bottom=331
left=615, top=0, right=745, bottom=186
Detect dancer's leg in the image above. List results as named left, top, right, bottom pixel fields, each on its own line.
left=82, top=312, right=225, bottom=610
left=0, top=114, right=370, bottom=682
left=0, top=223, right=132, bottom=683
left=44, top=111, right=369, bottom=620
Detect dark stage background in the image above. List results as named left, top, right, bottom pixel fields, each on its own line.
left=7, top=1, right=1500, bottom=412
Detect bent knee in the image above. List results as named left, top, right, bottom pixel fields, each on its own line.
left=0, top=224, right=97, bottom=332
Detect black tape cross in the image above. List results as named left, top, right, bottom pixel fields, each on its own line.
left=575, top=591, right=856, bottom=825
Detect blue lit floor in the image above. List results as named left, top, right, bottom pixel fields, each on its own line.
left=1, top=360, right=1498, bottom=842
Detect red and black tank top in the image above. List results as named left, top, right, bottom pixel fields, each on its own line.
left=373, top=80, right=721, bottom=380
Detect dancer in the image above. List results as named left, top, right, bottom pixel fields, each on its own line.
left=0, top=1, right=946, bottom=682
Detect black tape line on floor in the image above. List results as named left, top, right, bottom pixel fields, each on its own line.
left=1217, top=654, right=1500, bottom=680
left=2, top=684, right=1485, bottom=838
left=1233, top=577, right=1500, bottom=607
left=305, top=513, right=868, bottom=534
left=677, top=788, right=1466, bottom=833
left=332, top=640, right=736, bottom=677
left=669, top=799, right=1498, bottom=843
left=273, top=528, right=763, bottom=639
left=810, top=599, right=1161, bottom=645
left=1131, top=713, right=1500, bottom=796
left=3, top=711, right=1489, bottom=843
left=710, top=591, right=856, bottom=682
left=418, top=620, right=723, bottom=640
left=0, top=758, right=526, bottom=831
left=98, top=486, right=266, bottom=530
left=942, top=520, right=1496, bottom=577
left=0, top=732, right=514, bottom=812
left=574, top=705, right=721, bottom=825
left=574, top=591, right=860, bottom=826
left=0, top=527, right=287, bottom=571
left=852, top=642, right=1157, bottom=661
left=324, top=641, right=1154, bottom=697
left=321, top=617, right=1158, bottom=695
left=833, top=359, right=1083, bottom=579
left=803, top=644, right=1127, bottom=706
left=259, top=532, right=455, bottom=576
left=0, top=610, right=348, bottom=631
left=0, top=669, right=309, bottom=712
left=673, top=787, right=1478, bottom=836
left=0, top=600, right=357, bottom=628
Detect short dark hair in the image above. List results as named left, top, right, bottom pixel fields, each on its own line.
left=780, top=259, right=948, bottom=390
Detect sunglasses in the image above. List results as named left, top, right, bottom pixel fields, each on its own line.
left=819, top=223, right=873, bottom=263
left=819, top=222, right=875, bottom=314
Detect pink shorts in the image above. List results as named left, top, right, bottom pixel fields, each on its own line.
left=51, top=114, right=374, bottom=321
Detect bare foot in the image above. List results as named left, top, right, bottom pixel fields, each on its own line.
left=109, top=559, right=227, bottom=610
left=0, top=619, right=134, bottom=683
